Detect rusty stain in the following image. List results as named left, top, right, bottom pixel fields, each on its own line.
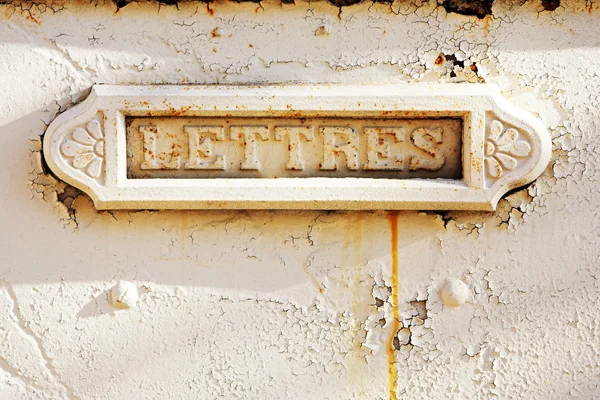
left=23, top=9, right=40, bottom=25
left=351, top=215, right=363, bottom=320
left=434, top=53, right=444, bottom=65
left=206, top=2, right=214, bottom=16
left=387, top=212, right=399, bottom=400
left=315, top=25, right=329, bottom=36
left=483, top=15, right=491, bottom=35
left=340, top=217, right=352, bottom=303
left=303, top=259, right=324, bottom=294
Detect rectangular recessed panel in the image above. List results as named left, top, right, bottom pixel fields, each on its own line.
left=126, top=117, right=463, bottom=179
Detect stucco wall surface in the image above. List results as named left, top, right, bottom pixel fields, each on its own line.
left=0, top=1, right=598, bottom=399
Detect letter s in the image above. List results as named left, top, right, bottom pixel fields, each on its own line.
left=409, top=128, right=445, bottom=171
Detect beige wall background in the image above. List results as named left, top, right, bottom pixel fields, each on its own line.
left=0, top=1, right=598, bottom=398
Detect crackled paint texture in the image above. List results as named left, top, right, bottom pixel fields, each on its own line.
left=0, top=0, right=599, bottom=399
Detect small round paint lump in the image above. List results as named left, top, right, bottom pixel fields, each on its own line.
left=110, top=281, right=139, bottom=309
left=440, top=279, right=470, bottom=307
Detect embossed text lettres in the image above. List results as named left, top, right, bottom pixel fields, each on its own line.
left=184, top=126, right=225, bottom=170
left=320, top=127, right=359, bottom=171
left=274, top=126, right=314, bottom=170
left=363, top=127, right=405, bottom=170
left=140, top=125, right=181, bottom=170
left=230, top=126, right=269, bottom=170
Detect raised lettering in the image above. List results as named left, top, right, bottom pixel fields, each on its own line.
left=127, top=117, right=462, bottom=180
left=230, top=126, right=269, bottom=170
left=184, top=126, right=225, bottom=170
left=320, top=127, right=359, bottom=170
left=274, top=126, right=314, bottom=170
left=363, top=127, right=405, bottom=170
left=409, top=128, right=445, bottom=171
left=140, top=125, right=181, bottom=170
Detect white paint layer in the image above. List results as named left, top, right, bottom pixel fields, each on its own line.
left=0, top=1, right=599, bottom=399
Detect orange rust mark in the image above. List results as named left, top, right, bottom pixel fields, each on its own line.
left=248, top=44, right=254, bottom=48
left=206, top=2, right=214, bottom=16
left=483, top=15, right=491, bottom=35
left=303, top=260, right=324, bottom=294
left=434, top=53, right=444, bottom=66
left=386, top=212, right=399, bottom=400
left=211, top=27, right=221, bottom=39
left=351, top=215, right=363, bottom=320
left=25, top=11, right=39, bottom=25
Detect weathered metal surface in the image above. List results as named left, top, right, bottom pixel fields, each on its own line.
left=43, top=84, right=551, bottom=210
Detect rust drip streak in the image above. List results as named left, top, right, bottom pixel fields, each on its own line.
left=387, top=212, right=399, bottom=400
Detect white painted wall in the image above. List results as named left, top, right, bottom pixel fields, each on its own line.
left=0, top=1, right=598, bottom=399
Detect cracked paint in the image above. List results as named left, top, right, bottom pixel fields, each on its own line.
left=0, top=0, right=599, bottom=398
